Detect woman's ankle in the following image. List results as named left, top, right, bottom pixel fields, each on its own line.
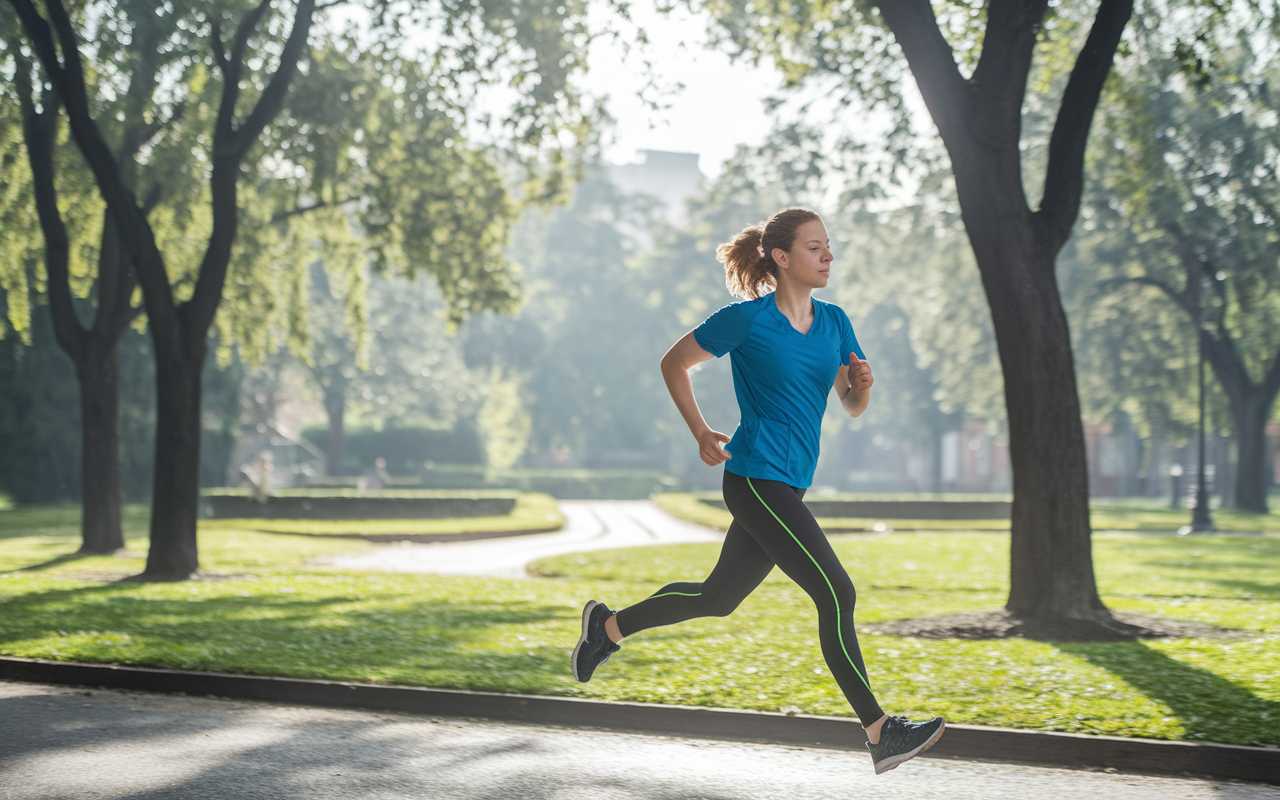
left=604, top=612, right=624, bottom=644
left=864, top=714, right=889, bottom=744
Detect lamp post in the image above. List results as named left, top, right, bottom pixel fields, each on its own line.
left=1169, top=462, right=1183, bottom=509
left=1181, top=316, right=1217, bottom=535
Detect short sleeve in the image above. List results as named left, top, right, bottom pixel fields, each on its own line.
left=837, top=309, right=866, bottom=365
left=694, top=302, right=754, bottom=357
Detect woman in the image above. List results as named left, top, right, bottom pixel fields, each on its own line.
left=570, top=207, right=944, bottom=774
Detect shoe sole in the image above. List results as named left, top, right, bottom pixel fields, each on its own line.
left=873, top=721, right=945, bottom=775
left=570, top=600, right=598, bottom=682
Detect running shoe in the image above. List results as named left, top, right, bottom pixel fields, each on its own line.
left=571, top=600, right=620, bottom=682
left=866, top=715, right=946, bottom=774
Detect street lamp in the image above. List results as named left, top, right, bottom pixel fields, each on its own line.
left=1180, top=312, right=1217, bottom=535
left=1168, top=463, right=1183, bottom=509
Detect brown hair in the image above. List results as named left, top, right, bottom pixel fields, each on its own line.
left=715, top=207, right=822, bottom=299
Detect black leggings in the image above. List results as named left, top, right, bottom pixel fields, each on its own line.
left=615, top=470, right=885, bottom=726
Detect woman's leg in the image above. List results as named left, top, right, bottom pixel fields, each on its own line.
left=613, top=517, right=775, bottom=638
left=722, top=471, right=886, bottom=727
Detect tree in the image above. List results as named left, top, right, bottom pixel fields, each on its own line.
left=304, top=265, right=480, bottom=476
left=703, top=0, right=1138, bottom=636
left=1080, top=7, right=1280, bottom=511
left=6, top=0, right=319, bottom=580
left=1, top=0, right=201, bottom=553
left=5, top=0, right=596, bottom=580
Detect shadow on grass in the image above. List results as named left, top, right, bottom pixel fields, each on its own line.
left=13, top=552, right=97, bottom=572
left=0, top=580, right=576, bottom=696
left=1058, top=640, right=1280, bottom=746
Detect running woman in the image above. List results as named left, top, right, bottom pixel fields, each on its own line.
left=570, top=207, right=944, bottom=774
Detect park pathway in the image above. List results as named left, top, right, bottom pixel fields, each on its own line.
left=327, top=499, right=722, bottom=578
left=1, top=681, right=1275, bottom=800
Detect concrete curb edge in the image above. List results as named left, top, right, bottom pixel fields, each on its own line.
left=1, top=656, right=1275, bottom=785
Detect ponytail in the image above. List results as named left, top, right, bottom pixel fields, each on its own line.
left=716, top=224, right=775, bottom=300
left=715, top=207, right=821, bottom=300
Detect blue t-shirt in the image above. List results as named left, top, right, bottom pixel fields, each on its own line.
left=694, top=293, right=864, bottom=488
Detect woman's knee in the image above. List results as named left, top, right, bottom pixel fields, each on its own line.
left=809, top=581, right=856, bottom=617
left=702, top=590, right=747, bottom=617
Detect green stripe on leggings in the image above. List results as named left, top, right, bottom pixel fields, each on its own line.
left=647, top=590, right=701, bottom=599
left=746, top=476, right=874, bottom=695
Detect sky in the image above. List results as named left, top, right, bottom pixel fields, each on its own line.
left=580, top=3, right=782, bottom=177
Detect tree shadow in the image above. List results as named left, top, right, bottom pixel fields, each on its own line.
left=13, top=551, right=96, bottom=571
left=1057, top=639, right=1280, bottom=746
left=0, top=581, right=575, bottom=695
left=0, top=688, right=765, bottom=800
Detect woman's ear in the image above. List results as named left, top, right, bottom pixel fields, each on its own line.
left=772, top=247, right=789, bottom=270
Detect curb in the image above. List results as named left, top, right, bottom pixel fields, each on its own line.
left=1, top=656, right=1275, bottom=785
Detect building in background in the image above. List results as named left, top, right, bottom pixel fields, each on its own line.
left=608, top=150, right=705, bottom=229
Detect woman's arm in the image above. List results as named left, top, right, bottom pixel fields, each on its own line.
left=833, top=352, right=873, bottom=418
left=661, top=331, right=733, bottom=466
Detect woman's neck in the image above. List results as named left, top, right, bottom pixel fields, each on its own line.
left=773, top=280, right=814, bottom=322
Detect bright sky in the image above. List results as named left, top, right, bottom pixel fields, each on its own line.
left=581, top=3, right=782, bottom=177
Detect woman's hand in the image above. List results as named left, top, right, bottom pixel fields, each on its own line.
left=846, top=353, right=874, bottom=395
left=839, top=353, right=873, bottom=417
left=697, top=428, right=733, bottom=466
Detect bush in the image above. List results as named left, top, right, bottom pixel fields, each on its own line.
left=199, top=488, right=518, bottom=519
left=301, top=424, right=483, bottom=475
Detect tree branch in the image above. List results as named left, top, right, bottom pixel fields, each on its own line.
left=6, top=0, right=180, bottom=340
left=870, top=0, right=969, bottom=142
left=271, top=194, right=359, bottom=223
left=123, top=100, right=187, bottom=161
left=1262, top=346, right=1280, bottom=404
left=968, top=0, right=1049, bottom=141
left=1115, top=274, right=1194, bottom=315
left=231, top=0, right=316, bottom=157
left=187, top=0, right=316, bottom=335
left=211, top=20, right=229, bottom=72
left=11, top=39, right=84, bottom=360
left=1034, top=0, right=1134, bottom=250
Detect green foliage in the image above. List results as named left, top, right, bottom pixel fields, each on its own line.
left=1073, top=5, right=1280, bottom=437
left=0, top=507, right=1274, bottom=745
left=295, top=266, right=483, bottom=462
left=0, top=304, right=244, bottom=502
left=478, top=367, right=532, bottom=469
left=300, top=423, right=483, bottom=473
left=461, top=168, right=726, bottom=476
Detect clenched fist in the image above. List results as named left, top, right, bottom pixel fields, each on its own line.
left=846, top=353, right=873, bottom=394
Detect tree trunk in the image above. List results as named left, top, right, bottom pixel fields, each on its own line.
left=324, top=381, right=346, bottom=477
left=75, top=335, right=126, bottom=554
left=952, top=154, right=1130, bottom=638
left=135, top=341, right=206, bottom=580
left=1232, top=392, right=1272, bottom=513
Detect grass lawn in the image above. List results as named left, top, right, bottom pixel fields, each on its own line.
left=655, top=492, right=1280, bottom=534
left=0, top=504, right=1276, bottom=746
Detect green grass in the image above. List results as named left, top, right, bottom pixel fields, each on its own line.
left=653, top=492, right=1009, bottom=531
left=656, top=492, right=1280, bottom=533
left=203, top=492, right=563, bottom=538
left=0, top=505, right=1276, bottom=746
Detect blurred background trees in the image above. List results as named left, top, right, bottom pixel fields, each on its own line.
left=1, top=0, right=1278, bottom=535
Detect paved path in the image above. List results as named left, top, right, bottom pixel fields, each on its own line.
left=1, top=681, right=1275, bottom=800
left=328, top=500, right=723, bottom=578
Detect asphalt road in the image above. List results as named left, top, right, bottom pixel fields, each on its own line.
left=327, top=500, right=723, bottom=578
left=2, top=681, right=1275, bottom=800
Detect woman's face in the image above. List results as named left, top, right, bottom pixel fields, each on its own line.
left=773, top=218, right=833, bottom=289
